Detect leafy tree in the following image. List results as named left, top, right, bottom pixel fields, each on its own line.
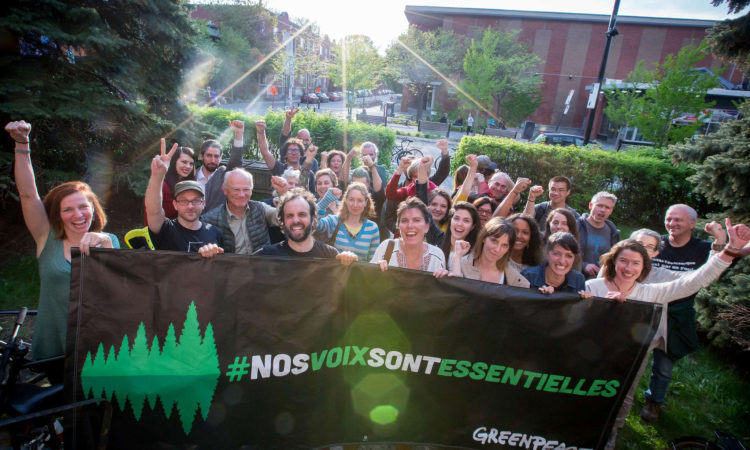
left=329, top=35, right=382, bottom=110
left=193, top=2, right=277, bottom=100
left=460, top=28, right=542, bottom=127
left=384, top=26, right=465, bottom=123
left=293, top=23, right=327, bottom=94
left=0, top=0, right=197, bottom=195
left=603, top=42, right=719, bottom=147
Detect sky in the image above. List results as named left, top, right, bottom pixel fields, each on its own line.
left=261, top=0, right=741, bottom=52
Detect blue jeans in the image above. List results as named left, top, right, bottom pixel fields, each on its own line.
left=645, top=348, right=675, bottom=404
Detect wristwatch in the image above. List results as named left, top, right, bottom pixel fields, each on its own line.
left=712, top=242, right=726, bottom=251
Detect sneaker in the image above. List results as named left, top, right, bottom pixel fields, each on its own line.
left=640, top=399, right=661, bottom=422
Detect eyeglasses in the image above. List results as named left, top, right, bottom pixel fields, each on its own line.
left=229, top=187, right=252, bottom=194
left=637, top=241, right=658, bottom=252
left=175, top=199, right=204, bottom=206
left=287, top=148, right=301, bottom=153
left=478, top=209, right=492, bottom=216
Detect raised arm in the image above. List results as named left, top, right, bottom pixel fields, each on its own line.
left=281, top=106, right=298, bottom=139
left=317, top=187, right=341, bottom=217
left=524, top=185, right=544, bottom=216
left=430, top=139, right=451, bottom=186
left=363, top=155, right=382, bottom=192
left=6, top=121, right=49, bottom=251
left=385, top=157, right=412, bottom=202
left=300, top=145, right=318, bottom=191
left=455, top=154, right=478, bottom=202
left=705, top=220, right=728, bottom=256
left=145, top=139, right=176, bottom=234
left=341, top=147, right=359, bottom=189
left=256, top=120, right=276, bottom=171
left=227, top=120, right=244, bottom=170
left=494, top=178, right=531, bottom=218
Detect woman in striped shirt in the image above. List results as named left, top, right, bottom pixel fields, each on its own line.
left=316, top=182, right=380, bottom=261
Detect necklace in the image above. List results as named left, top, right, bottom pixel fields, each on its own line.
left=611, top=278, right=634, bottom=294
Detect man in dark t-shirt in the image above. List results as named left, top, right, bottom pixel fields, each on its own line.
left=255, top=189, right=355, bottom=263
left=641, top=204, right=713, bottom=422
left=145, top=141, right=223, bottom=257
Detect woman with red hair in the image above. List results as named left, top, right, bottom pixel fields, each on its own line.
left=6, top=120, right=119, bottom=361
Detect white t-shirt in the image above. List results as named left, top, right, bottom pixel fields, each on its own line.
left=370, top=239, right=445, bottom=273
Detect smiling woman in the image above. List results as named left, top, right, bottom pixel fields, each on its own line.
left=316, top=182, right=380, bottom=261
left=6, top=120, right=119, bottom=364
left=521, top=232, right=585, bottom=294
left=585, top=221, right=750, bottom=449
left=161, top=147, right=196, bottom=219
left=450, top=217, right=530, bottom=288
left=371, top=197, right=445, bottom=273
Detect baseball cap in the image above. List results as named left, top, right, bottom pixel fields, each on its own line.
left=476, top=155, right=498, bottom=171
left=174, top=180, right=205, bottom=197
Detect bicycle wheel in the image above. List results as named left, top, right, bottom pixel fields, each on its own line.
left=670, top=436, right=721, bottom=450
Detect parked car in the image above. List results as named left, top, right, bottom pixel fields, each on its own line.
left=327, top=92, right=338, bottom=101
left=301, top=93, right=319, bottom=104
left=533, top=133, right=585, bottom=147
left=315, top=93, right=329, bottom=103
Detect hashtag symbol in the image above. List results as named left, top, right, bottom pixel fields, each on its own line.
left=226, top=356, right=250, bottom=382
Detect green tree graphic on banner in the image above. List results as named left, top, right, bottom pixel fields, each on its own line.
left=80, top=302, right=220, bottom=434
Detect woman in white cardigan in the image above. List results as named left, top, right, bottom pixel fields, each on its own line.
left=586, top=218, right=749, bottom=449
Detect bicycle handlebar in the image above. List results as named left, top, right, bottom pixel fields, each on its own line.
left=15, top=308, right=27, bottom=329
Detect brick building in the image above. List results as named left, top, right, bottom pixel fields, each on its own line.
left=403, top=6, right=746, bottom=134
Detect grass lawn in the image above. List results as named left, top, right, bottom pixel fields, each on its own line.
left=619, top=348, right=750, bottom=448
left=0, top=256, right=747, bottom=447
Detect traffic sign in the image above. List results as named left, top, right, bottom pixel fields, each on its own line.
left=269, top=86, right=278, bottom=96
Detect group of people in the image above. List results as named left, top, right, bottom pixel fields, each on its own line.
left=7, top=111, right=750, bottom=448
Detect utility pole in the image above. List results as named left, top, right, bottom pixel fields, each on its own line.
left=583, top=0, right=620, bottom=145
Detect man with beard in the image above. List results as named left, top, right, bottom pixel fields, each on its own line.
left=146, top=139, right=223, bottom=256
left=197, top=120, right=245, bottom=212
left=255, top=188, right=357, bottom=265
left=258, top=120, right=316, bottom=192
left=278, top=106, right=319, bottom=175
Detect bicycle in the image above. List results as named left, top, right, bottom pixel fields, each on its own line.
left=0, top=308, right=111, bottom=449
left=670, top=431, right=746, bottom=450
left=392, top=136, right=423, bottom=165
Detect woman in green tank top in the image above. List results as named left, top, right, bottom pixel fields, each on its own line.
left=6, top=120, right=119, bottom=362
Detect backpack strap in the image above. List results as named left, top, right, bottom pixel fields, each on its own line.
left=383, top=239, right=396, bottom=262
left=329, top=217, right=343, bottom=246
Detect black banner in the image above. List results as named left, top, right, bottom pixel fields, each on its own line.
left=65, top=249, right=661, bottom=449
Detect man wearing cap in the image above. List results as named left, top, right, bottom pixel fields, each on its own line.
left=145, top=140, right=223, bottom=255
left=524, top=175, right=581, bottom=229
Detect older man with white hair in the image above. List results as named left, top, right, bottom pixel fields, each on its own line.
left=201, top=168, right=278, bottom=255
left=640, top=203, right=725, bottom=422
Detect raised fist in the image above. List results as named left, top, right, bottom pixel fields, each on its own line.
left=4, top=120, right=31, bottom=143
left=229, top=120, right=245, bottom=134
left=436, top=139, right=449, bottom=154
left=528, top=185, right=544, bottom=201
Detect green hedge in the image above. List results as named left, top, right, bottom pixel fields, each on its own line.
left=188, top=106, right=395, bottom=170
left=452, top=136, right=706, bottom=228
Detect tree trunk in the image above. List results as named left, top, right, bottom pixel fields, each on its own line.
left=415, top=85, right=425, bottom=123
